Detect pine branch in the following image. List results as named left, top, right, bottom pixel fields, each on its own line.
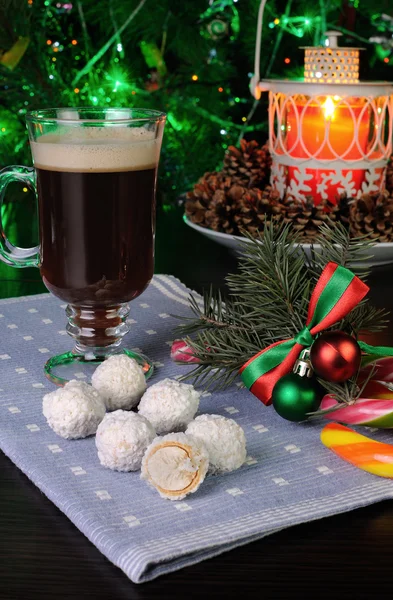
left=310, top=221, right=375, bottom=281
left=175, top=223, right=312, bottom=372
left=227, top=224, right=311, bottom=335
left=175, top=220, right=387, bottom=400
left=344, top=303, right=389, bottom=335
left=176, top=292, right=257, bottom=336
left=177, top=310, right=274, bottom=390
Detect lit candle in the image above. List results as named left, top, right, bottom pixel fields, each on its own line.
left=286, top=96, right=369, bottom=160
left=284, top=96, right=371, bottom=203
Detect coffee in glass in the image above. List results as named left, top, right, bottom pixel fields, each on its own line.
left=0, top=108, right=166, bottom=384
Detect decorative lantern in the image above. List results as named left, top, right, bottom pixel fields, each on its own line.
left=251, top=23, right=393, bottom=203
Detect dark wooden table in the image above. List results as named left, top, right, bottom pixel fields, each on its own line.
left=1, top=206, right=393, bottom=600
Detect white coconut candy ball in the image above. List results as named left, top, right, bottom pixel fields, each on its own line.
left=42, top=380, right=106, bottom=440
left=141, top=432, right=209, bottom=501
left=186, top=414, right=246, bottom=474
left=138, top=378, right=200, bottom=434
left=91, top=354, right=146, bottom=411
left=96, top=410, right=156, bottom=472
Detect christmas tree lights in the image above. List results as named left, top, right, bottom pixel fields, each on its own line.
left=0, top=0, right=392, bottom=204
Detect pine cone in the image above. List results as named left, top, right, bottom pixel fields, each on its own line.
left=349, top=191, right=393, bottom=242
left=329, top=194, right=350, bottom=226
left=222, top=139, right=272, bottom=189
left=204, top=185, right=244, bottom=234
left=386, top=156, right=393, bottom=195
left=233, top=185, right=282, bottom=236
left=282, top=197, right=337, bottom=242
left=185, top=171, right=232, bottom=225
left=185, top=172, right=242, bottom=235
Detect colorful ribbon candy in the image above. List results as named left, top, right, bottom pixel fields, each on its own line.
left=321, top=355, right=393, bottom=429
left=360, top=379, right=393, bottom=400
left=321, top=422, right=393, bottom=478
left=171, top=339, right=200, bottom=364
left=360, top=356, right=393, bottom=385
left=321, top=396, right=393, bottom=428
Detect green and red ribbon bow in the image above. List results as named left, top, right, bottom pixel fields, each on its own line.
left=240, top=262, right=369, bottom=405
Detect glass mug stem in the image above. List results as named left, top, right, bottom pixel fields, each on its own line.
left=0, top=166, right=40, bottom=268
left=44, top=303, right=153, bottom=387
left=66, top=304, right=131, bottom=353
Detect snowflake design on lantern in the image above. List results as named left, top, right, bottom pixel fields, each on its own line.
left=361, top=168, right=382, bottom=196
left=316, top=175, right=330, bottom=200
left=337, top=172, right=356, bottom=197
left=271, top=162, right=386, bottom=203
left=317, top=170, right=357, bottom=200
left=286, top=167, right=313, bottom=200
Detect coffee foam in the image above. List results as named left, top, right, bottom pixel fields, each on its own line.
left=31, top=127, right=160, bottom=172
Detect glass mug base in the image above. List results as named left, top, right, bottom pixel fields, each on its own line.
left=43, top=302, right=154, bottom=386
left=44, top=347, right=154, bottom=387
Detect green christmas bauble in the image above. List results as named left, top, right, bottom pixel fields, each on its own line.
left=272, top=373, right=323, bottom=422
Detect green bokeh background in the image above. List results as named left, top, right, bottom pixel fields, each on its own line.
left=0, top=0, right=392, bottom=298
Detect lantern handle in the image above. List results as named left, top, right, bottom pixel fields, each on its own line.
left=250, top=0, right=268, bottom=100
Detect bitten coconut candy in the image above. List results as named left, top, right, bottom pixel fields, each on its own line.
left=43, top=380, right=106, bottom=439
left=141, top=432, right=210, bottom=501
left=140, top=413, right=247, bottom=501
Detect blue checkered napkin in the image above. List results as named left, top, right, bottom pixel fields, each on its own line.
left=1, top=274, right=393, bottom=583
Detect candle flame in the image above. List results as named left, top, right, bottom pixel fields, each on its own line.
left=323, top=97, right=335, bottom=120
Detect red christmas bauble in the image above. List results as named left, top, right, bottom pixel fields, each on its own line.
left=310, top=330, right=361, bottom=383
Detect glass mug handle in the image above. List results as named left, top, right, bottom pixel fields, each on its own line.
left=0, top=166, right=40, bottom=268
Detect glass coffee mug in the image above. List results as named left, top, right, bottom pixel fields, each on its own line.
left=0, top=108, right=166, bottom=384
